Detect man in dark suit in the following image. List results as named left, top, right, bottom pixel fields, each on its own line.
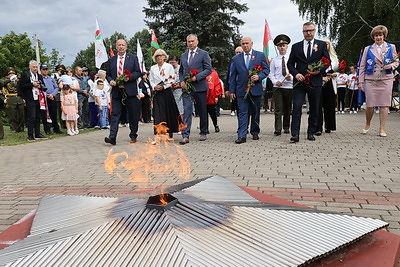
left=105, top=39, right=141, bottom=145
left=179, top=34, right=212, bottom=144
left=18, top=60, right=48, bottom=141
left=229, top=37, right=270, bottom=144
left=287, top=22, right=330, bottom=143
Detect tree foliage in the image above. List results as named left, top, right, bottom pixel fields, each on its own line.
left=143, top=0, right=248, bottom=77
left=291, top=0, right=400, bottom=63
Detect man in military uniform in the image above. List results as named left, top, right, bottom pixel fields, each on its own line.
left=0, top=67, right=25, bottom=132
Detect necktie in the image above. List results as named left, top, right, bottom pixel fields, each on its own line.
left=188, top=51, right=194, bottom=65
left=245, top=53, right=250, bottom=69
left=281, top=56, right=287, bottom=76
left=307, top=41, right=311, bottom=59
left=118, top=56, right=123, bottom=76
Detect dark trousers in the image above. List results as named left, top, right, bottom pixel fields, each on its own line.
left=348, top=89, right=359, bottom=111
left=0, top=119, right=3, bottom=139
left=89, top=102, right=98, bottom=127
left=273, top=88, right=292, bottom=132
left=6, top=96, right=25, bottom=132
left=316, top=81, right=336, bottom=132
left=26, top=100, right=41, bottom=138
left=231, top=98, right=237, bottom=112
left=47, top=98, right=60, bottom=133
left=141, top=95, right=152, bottom=123
left=207, top=104, right=218, bottom=128
left=109, top=94, right=140, bottom=140
left=291, top=85, right=321, bottom=136
left=193, top=91, right=208, bottom=135
left=236, top=94, right=261, bottom=138
left=337, top=87, right=346, bottom=111
left=78, top=96, right=89, bottom=128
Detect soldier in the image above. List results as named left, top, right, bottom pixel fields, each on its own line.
left=0, top=67, right=25, bottom=132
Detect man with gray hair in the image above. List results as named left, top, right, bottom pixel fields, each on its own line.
left=18, top=60, right=48, bottom=141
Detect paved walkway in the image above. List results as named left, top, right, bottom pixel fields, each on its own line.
left=1, top=110, right=399, bottom=234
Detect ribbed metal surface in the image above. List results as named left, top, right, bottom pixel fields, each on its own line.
left=0, top=176, right=388, bottom=266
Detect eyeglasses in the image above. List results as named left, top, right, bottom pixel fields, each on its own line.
left=155, top=55, right=165, bottom=57
left=303, top=29, right=315, bottom=33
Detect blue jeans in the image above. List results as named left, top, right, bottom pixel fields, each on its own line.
left=181, top=92, right=193, bottom=138
left=99, top=105, right=108, bottom=128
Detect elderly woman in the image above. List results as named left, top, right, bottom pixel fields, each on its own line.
left=358, top=25, right=399, bottom=137
left=149, top=49, right=181, bottom=140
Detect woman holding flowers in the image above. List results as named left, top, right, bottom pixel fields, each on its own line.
left=149, top=49, right=181, bottom=140
left=315, top=39, right=339, bottom=135
left=358, top=25, right=399, bottom=137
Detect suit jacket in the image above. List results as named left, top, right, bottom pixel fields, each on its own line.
left=229, top=50, right=270, bottom=97
left=106, top=53, right=141, bottom=97
left=18, top=70, right=45, bottom=101
left=287, top=39, right=330, bottom=88
left=358, top=42, right=399, bottom=83
left=179, top=48, right=212, bottom=92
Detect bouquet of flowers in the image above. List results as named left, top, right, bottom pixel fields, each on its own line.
left=372, top=52, right=400, bottom=85
left=244, top=64, right=263, bottom=99
left=294, top=56, right=330, bottom=87
left=183, top=68, right=199, bottom=94
left=115, top=69, right=131, bottom=87
left=338, top=59, right=347, bottom=73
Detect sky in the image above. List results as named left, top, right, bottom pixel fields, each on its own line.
left=0, top=0, right=315, bottom=68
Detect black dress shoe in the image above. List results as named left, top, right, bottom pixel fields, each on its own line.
left=215, top=125, right=220, bottom=132
left=105, top=137, right=116, bottom=145
left=314, top=131, right=322, bottom=136
left=290, top=136, right=299, bottom=143
left=35, top=134, right=48, bottom=139
left=307, top=134, right=316, bottom=141
left=283, top=129, right=290, bottom=134
left=325, top=129, right=331, bottom=133
left=252, top=134, right=259, bottom=140
left=235, top=137, right=246, bottom=144
left=274, top=131, right=281, bottom=136
left=129, top=138, right=137, bottom=144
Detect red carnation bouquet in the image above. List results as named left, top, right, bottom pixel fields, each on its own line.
left=184, top=68, right=199, bottom=93
left=294, top=56, right=330, bottom=88
left=338, top=59, right=347, bottom=73
left=115, top=69, right=131, bottom=87
left=245, top=64, right=263, bottom=99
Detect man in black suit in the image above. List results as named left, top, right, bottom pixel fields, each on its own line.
left=18, top=60, right=48, bottom=141
left=105, top=39, right=141, bottom=145
left=287, top=22, right=330, bottom=143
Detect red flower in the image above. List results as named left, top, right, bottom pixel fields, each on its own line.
left=338, top=59, right=347, bottom=73
left=190, top=68, right=199, bottom=76
left=123, top=69, right=131, bottom=78
left=184, top=69, right=199, bottom=94
left=321, top=57, right=330, bottom=67
left=254, top=64, right=263, bottom=72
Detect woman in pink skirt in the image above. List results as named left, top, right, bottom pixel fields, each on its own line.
left=358, top=25, right=399, bottom=137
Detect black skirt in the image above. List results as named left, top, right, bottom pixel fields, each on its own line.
left=152, top=87, right=181, bottom=134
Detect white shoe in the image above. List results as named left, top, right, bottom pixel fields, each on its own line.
left=349, top=111, right=353, bottom=114
left=341, top=111, right=345, bottom=114
left=230, top=111, right=235, bottom=116
left=375, top=110, right=379, bottom=114
left=74, top=129, right=79, bottom=135
left=354, top=110, right=357, bottom=114
left=67, top=130, right=74, bottom=136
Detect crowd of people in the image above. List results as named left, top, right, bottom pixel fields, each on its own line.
left=0, top=22, right=398, bottom=143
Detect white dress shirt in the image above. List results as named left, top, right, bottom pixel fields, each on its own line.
left=303, top=39, right=314, bottom=58
left=268, top=54, right=293, bottom=89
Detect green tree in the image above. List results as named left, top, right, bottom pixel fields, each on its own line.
left=143, top=0, right=248, bottom=78
left=0, top=31, right=36, bottom=76
left=48, top=48, right=65, bottom=71
left=291, top=0, right=400, bottom=63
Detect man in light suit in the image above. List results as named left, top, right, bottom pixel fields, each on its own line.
left=105, top=39, right=141, bottom=145
left=287, top=22, right=330, bottom=143
left=229, top=37, right=270, bottom=144
left=179, top=34, right=212, bottom=144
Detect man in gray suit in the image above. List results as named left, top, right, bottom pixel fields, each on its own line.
left=179, top=34, right=212, bottom=144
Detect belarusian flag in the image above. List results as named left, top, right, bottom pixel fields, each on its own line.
left=137, top=39, right=146, bottom=73
left=109, top=44, right=115, bottom=57
left=263, top=19, right=272, bottom=62
left=95, top=17, right=108, bottom=69
left=151, top=29, right=160, bottom=51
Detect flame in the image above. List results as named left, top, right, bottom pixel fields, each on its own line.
left=159, top=194, right=168, bottom=205
left=104, top=122, right=191, bottom=188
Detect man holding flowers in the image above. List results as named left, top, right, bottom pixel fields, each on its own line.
left=179, top=34, right=212, bottom=144
left=287, top=22, right=330, bottom=143
left=105, top=39, right=141, bottom=145
left=229, top=36, right=269, bottom=144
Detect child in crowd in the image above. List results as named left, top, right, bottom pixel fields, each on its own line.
left=61, top=85, right=79, bottom=135
left=94, top=80, right=110, bottom=129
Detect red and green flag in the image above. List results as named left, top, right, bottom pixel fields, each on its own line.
left=151, top=29, right=160, bottom=51
left=263, top=19, right=272, bottom=63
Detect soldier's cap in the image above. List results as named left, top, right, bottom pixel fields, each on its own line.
left=55, top=64, right=66, bottom=71
left=82, top=67, right=89, bottom=72
left=40, top=64, right=49, bottom=70
left=5, top=67, right=17, bottom=76
left=273, top=34, right=291, bottom=46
